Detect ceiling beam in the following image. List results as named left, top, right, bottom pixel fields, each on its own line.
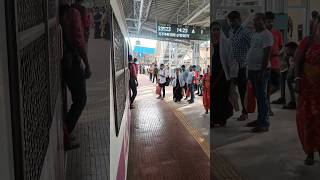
left=137, top=0, right=145, bottom=34
left=183, top=3, right=210, bottom=24
left=168, top=0, right=189, bottom=23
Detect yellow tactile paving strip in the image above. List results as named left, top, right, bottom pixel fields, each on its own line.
left=212, top=150, right=246, bottom=180
left=166, top=101, right=210, bottom=158
left=165, top=100, right=245, bottom=180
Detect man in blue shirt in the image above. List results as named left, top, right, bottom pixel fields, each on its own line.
left=181, top=65, right=189, bottom=99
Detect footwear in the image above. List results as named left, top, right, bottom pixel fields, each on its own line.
left=199, top=94, right=203, bottom=96
left=130, top=104, right=135, bottom=109
left=246, top=120, right=259, bottom=127
left=271, top=98, right=286, bottom=104
left=305, top=153, right=314, bottom=166
left=237, top=114, right=248, bottom=121
left=269, top=111, right=274, bottom=116
left=283, top=102, right=296, bottom=109
left=184, top=97, right=188, bottom=100
left=69, top=134, right=76, bottom=142
left=157, top=96, right=161, bottom=99
left=64, top=142, right=80, bottom=151
left=188, top=100, right=194, bottom=104
left=251, top=127, right=269, bottom=133
left=205, top=110, right=209, bottom=114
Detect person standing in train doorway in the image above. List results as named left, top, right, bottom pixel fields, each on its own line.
left=72, top=0, right=91, bottom=52
left=227, top=11, right=251, bottom=121
left=129, top=55, right=138, bottom=109
left=60, top=0, right=92, bottom=150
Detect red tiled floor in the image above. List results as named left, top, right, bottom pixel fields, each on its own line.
left=127, top=75, right=210, bottom=180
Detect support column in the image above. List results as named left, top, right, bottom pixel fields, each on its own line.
left=192, top=41, right=200, bottom=66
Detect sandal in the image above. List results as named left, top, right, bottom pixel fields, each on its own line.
left=305, top=153, right=314, bottom=166
left=237, top=114, right=248, bottom=121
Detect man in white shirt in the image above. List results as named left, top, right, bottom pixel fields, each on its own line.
left=246, top=13, right=273, bottom=133
left=157, top=64, right=169, bottom=100
left=186, top=65, right=196, bottom=103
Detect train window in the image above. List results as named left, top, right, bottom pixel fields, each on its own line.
left=111, top=12, right=129, bottom=136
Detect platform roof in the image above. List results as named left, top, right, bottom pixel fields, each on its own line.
left=121, top=0, right=210, bottom=40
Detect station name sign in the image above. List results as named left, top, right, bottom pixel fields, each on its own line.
left=157, top=23, right=209, bottom=41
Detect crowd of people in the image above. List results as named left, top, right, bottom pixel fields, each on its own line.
left=212, top=10, right=320, bottom=165
left=128, top=60, right=211, bottom=114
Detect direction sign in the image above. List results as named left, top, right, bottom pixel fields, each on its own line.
left=157, top=23, right=209, bottom=41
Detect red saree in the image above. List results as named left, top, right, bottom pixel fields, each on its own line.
left=203, top=73, right=211, bottom=112
left=297, top=38, right=320, bottom=154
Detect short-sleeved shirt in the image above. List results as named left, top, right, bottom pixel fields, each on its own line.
left=159, top=69, right=169, bottom=84
left=270, top=29, right=283, bottom=69
left=229, top=25, right=252, bottom=69
left=247, top=30, right=274, bottom=71
left=187, top=71, right=195, bottom=84
left=182, top=70, right=189, bottom=81
left=61, top=6, right=85, bottom=57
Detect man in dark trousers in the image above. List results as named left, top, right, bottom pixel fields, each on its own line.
left=129, top=55, right=138, bottom=109
left=153, top=64, right=159, bottom=83
left=60, top=0, right=92, bottom=150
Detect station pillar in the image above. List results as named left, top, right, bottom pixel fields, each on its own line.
left=192, top=41, right=200, bottom=66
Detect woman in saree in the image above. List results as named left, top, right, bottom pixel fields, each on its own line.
left=295, top=16, right=320, bottom=165
left=202, top=67, right=211, bottom=114
left=211, top=22, right=234, bottom=128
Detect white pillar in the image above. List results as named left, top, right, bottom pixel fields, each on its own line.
left=192, top=41, right=200, bottom=66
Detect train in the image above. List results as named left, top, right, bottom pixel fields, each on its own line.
left=109, top=1, right=132, bottom=180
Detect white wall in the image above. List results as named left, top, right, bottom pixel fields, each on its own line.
left=0, top=0, right=15, bottom=179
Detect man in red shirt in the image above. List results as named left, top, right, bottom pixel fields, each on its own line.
left=60, top=0, right=92, bottom=150
left=129, top=55, right=138, bottom=109
left=72, top=0, right=91, bottom=52
left=266, top=11, right=283, bottom=116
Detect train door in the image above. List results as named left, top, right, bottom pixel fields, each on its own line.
left=5, top=0, right=64, bottom=179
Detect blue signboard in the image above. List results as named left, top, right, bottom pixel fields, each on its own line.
left=133, top=46, right=155, bottom=55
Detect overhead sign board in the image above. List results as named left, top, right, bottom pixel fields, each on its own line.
left=157, top=23, right=209, bottom=41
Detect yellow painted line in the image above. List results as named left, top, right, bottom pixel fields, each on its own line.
left=165, top=101, right=210, bottom=158
left=165, top=99, right=245, bottom=180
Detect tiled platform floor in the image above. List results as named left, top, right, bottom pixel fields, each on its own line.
left=65, top=35, right=110, bottom=180
left=212, top=93, right=320, bottom=180
left=127, top=75, right=210, bottom=180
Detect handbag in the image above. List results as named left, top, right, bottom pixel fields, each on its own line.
left=244, top=81, right=256, bottom=113
left=156, top=85, right=161, bottom=95
left=186, top=88, right=190, bottom=97
left=165, top=77, right=170, bottom=86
